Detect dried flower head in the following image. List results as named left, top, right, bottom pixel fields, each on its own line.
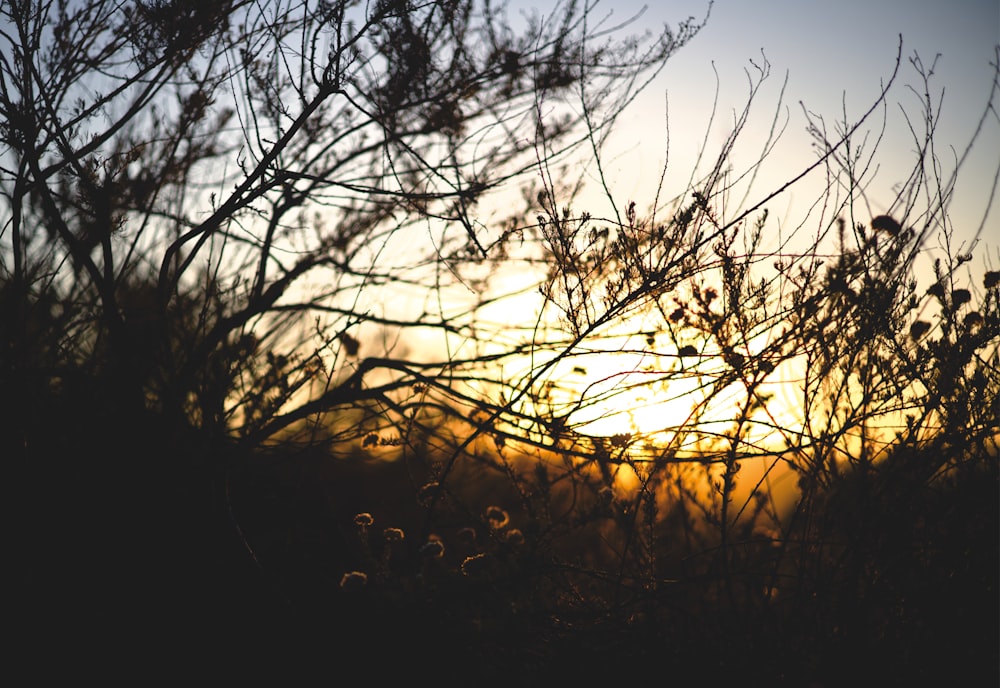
left=871, top=215, right=901, bottom=235
left=504, top=528, right=525, bottom=545
left=420, top=538, right=445, bottom=559
left=456, top=527, right=478, bottom=548
left=485, top=506, right=510, bottom=530
left=339, top=571, right=368, bottom=590
left=354, top=512, right=374, bottom=528
left=610, top=433, right=631, bottom=448
left=725, top=350, right=745, bottom=370
left=383, top=527, right=405, bottom=543
left=909, top=320, right=932, bottom=341
left=963, top=311, right=984, bottom=330
left=952, top=289, right=972, bottom=307
left=417, top=481, right=442, bottom=505
left=339, top=331, right=360, bottom=356
left=460, top=553, right=492, bottom=577
left=984, top=271, right=1000, bottom=290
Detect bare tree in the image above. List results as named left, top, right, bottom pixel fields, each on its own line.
left=1, top=0, right=712, bottom=662
left=0, top=0, right=706, bottom=445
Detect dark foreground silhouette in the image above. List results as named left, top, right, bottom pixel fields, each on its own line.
left=8, top=404, right=997, bottom=685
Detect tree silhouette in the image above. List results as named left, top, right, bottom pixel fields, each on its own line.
left=1, top=0, right=709, bottom=667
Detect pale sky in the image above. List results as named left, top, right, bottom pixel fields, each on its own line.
left=520, top=0, right=1000, bottom=255
left=478, top=0, right=999, bottom=439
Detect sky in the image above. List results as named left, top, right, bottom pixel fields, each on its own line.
left=529, top=0, right=1000, bottom=256
left=478, top=0, right=999, bottom=441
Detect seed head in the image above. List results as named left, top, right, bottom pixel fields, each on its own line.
left=456, top=527, right=478, bottom=548
left=461, top=553, right=492, bottom=577
left=871, top=215, right=901, bottom=235
left=383, top=527, right=405, bottom=543
left=420, top=538, right=445, bottom=559
left=339, top=571, right=368, bottom=590
left=418, top=481, right=442, bottom=505
left=504, top=528, right=525, bottom=545
left=963, top=311, right=984, bottom=329
left=485, top=505, right=510, bottom=530
left=909, top=320, right=932, bottom=340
